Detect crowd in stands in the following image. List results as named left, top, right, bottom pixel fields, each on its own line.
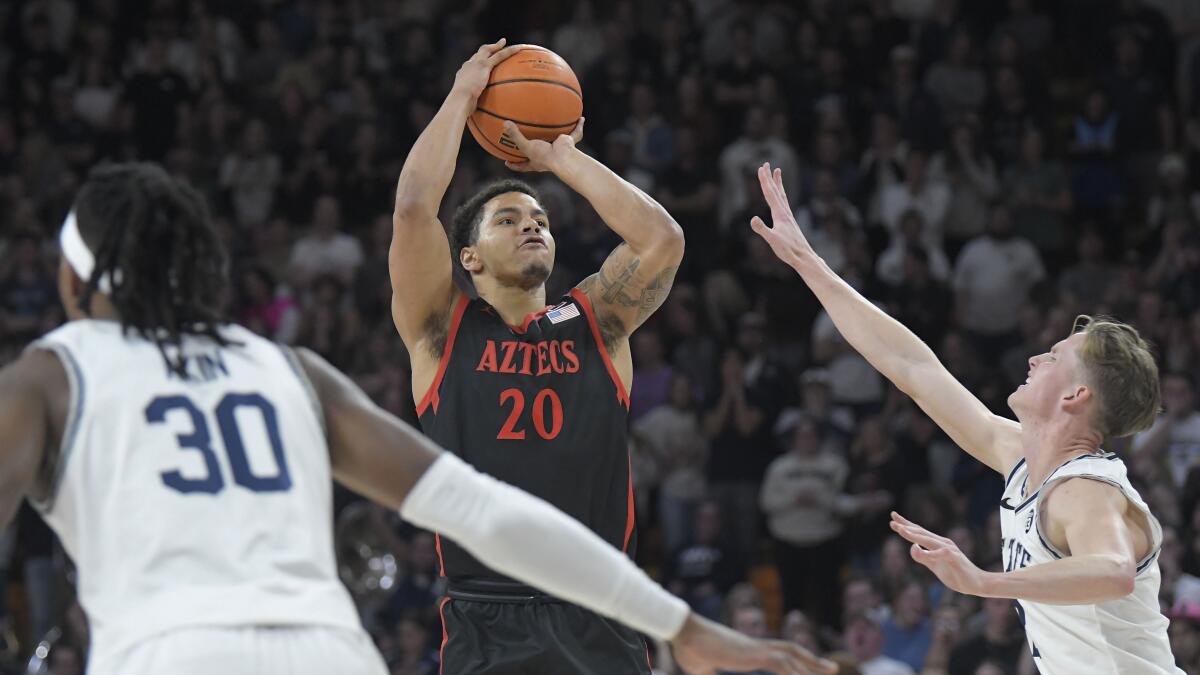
left=2, top=0, right=1200, bottom=673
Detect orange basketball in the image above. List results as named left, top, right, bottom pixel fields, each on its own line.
left=468, top=45, right=583, bottom=162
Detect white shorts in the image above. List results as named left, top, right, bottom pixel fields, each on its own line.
left=88, top=625, right=389, bottom=675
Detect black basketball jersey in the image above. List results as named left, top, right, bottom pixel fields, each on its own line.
left=417, top=288, right=634, bottom=580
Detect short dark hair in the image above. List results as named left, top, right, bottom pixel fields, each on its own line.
left=74, top=162, right=230, bottom=378
left=449, top=179, right=542, bottom=270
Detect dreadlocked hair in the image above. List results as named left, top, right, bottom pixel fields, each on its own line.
left=74, top=162, right=231, bottom=379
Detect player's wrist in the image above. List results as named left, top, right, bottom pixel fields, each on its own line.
left=973, top=570, right=1002, bottom=598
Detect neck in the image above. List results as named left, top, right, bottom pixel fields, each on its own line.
left=1019, top=418, right=1103, bottom=490
left=475, top=279, right=547, bottom=327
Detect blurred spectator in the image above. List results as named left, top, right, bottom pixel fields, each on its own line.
left=634, top=373, right=709, bottom=553
left=860, top=111, right=909, bottom=222
left=994, top=0, right=1053, bottom=57
left=760, top=414, right=852, bottom=627
left=930, top=121, right=1000, bottom=256
left=0, top=232, right=57, bottom=342
left=886, top=246, right=954, bottom=349
left=1002, top=127, right=1072, bottom=261
left=219, top=119, right=281, bottom=228
left=947, top=597, right=1024, bottom=674
left=236, top=265, right=300, bottom=344
left=387, top=612, right=438, bottom=675
left=953, top=204, right=1046, bottom=356
left=657, top=127, right=720, bottom=275
left=663, top=501, right=745, bottom=622
left=631, top=329, right=674, bottom=421
left=844, top=611, right=915, bottom=675
left=718, top=106, right=800, bottom=230
left=704, top=348, right=772, bottom=562
left=1069, top=89, right=1125, bottom=216
left=1133, top=372, right=1200, bottom=489
left=877, top=45, right=943, bottom=151
left=1146, top=154, right=1200, bottom=233
left=1057, top=228, right=1114, bottom=315
left=289, top=194, right=364, bottom=288
left=875, top=209, right=951, bottom=286
left=924, top=28, right=986, bottom=118
left=812, top=309, right=886, bottom=413
left=878, top=151, right=951, bottom=249
left=882, top=579, right=932, bottom=671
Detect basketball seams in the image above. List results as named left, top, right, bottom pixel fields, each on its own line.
left=483, top=78, right=582, bottom=99
left=474, top=106, right=579, bottom=130
left=467, top=116, right=525, bottom=161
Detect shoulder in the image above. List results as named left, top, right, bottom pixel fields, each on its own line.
left=1041, top=470, right=1130, bottom=524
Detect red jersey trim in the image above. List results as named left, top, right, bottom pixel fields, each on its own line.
left=508, top=304, right=553, bottom=334
left=435, top=532, right=445, bottom=577
left=438, top=596, right=451, bottom=674
left=416, top=294, right=471, bottom=416
left=623, top=454, right=636, bottom=552
left=568, top=287, right=631, bottom=408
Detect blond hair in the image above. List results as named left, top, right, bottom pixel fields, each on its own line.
left=1073, top=315, right=1161, bottom=438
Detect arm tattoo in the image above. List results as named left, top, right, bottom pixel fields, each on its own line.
left=577, top=247, right=680, bottom=348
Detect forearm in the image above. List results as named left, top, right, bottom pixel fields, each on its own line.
left=554, top=149, right=682, bottom=252
left=401, top=453, right=690, bottom=639
left=789, top=253, right=937, bottom=391
left=394, top=91, right=473, bottom=217
left=976, top=553, right=1135, bottom=604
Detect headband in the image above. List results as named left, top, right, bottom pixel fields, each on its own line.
left=59, top=210, right=116, bottom=294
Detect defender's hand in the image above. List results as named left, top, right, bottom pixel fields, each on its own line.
left=670, top=614, right=836, bottom=675
left=890, top=511, right=986, bottom=596
left=451, top=39, right=523, bottom=101
left=749, top=162, right=817, bottom=268
left=502, top=118, right=585, bottom=173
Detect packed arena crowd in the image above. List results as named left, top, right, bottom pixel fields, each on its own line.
left=2, top=0, right=1200, bottom=673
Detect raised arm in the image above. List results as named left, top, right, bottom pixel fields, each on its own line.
left=502, top=121, right=684, bottom=344
left=750, top=163, right=1021, bottom=475
left=296, top=346, right=832, bottom=675
left=389, top=40, right=522, bottom=351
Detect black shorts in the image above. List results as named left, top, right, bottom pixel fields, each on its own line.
left=438, top=579, right=651, bottom=675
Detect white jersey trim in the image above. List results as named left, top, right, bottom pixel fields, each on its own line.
left=26, top=341, right=86, bottom=514
left=275, top=344, right=325, bottom=437
left=1031, top=454, right=1161, bottom=577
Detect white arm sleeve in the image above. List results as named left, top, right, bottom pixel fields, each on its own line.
left=399, top=452, right=691, bottom=641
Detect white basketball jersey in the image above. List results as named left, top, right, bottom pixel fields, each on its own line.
left=999, top=452, right=1183, bottom=674
left=30, top=320, right=362, bottom=664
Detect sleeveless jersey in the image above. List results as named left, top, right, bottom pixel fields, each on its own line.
left=31, top=320, right=362, bottom=664
left=417, top=289, right=634, bottom=580
left=999, top=452, right=1183, bottom=674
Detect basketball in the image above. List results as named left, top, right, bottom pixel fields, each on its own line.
left=468, top=45, right=582, bottom=162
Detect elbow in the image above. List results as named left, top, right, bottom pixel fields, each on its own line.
left=393, top=197, right=433, bottom=224
left=1101, top=557, right=1137, bottom=599
left=654, top=213, right=686, bottom=257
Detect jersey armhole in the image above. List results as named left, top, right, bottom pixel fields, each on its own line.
left=416, top=294, right=470, bottom=416
left=25, top=342, right=85, bottom=515
left=277, top=344, right=326, bottom=437
left=1037, top=474, right=1161, bottom=574
left=568, top=287, right=630, bottom=409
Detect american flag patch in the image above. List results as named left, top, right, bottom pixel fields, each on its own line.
left=546, top=302, right=580, bottom=324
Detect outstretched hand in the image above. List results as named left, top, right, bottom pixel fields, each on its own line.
left=502, top=118, right=585, bottom=173
left=670, top=614, right=837, bottom=675
left=890, top=511, right=987, bottom=596
left=749, top=162, right=817, bottom=267
left=452, top=39, right=524, bottom=101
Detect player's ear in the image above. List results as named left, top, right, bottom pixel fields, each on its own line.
left=460, top=245, right=483, bottom=274
left=1061, top=384, right=1092, bottom=412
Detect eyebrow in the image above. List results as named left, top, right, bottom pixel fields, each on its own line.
left=493, top=207, right=547, bottom=219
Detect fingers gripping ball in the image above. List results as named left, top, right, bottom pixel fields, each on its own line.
left=468, top=46, right=582, bottom=161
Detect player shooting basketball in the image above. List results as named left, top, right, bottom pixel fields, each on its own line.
left=0, top=160, right=832, bottom=675
left=749, top=162, right=1182, bottom=674
left=389, top=40, right=799, bottom=674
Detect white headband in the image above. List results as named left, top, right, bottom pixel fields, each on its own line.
left=59, top=210, right=116, bottom=293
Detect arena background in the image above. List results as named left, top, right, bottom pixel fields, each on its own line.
left=1, top=0, right=1200, bottom=673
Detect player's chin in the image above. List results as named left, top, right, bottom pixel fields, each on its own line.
left=517, top=261, right=552, bottom=288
